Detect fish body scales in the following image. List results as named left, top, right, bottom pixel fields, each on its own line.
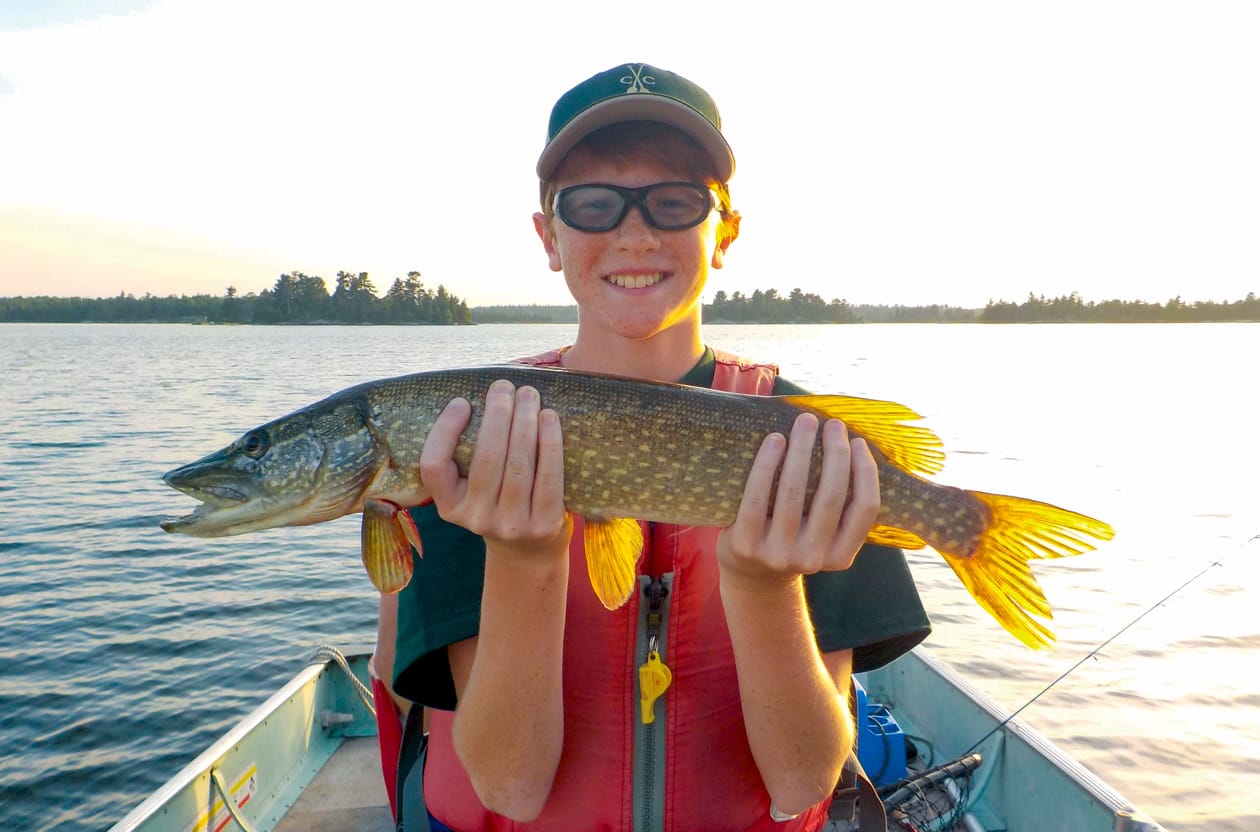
left=876, top=465, right=989, bottom=556
left=362, top=366, right=800, bottom=527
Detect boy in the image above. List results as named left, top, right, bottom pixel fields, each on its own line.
left=386, top=63, right=930, bottom=831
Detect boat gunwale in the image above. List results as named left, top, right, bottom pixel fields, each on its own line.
left=107, top=659, right=331, bottom=832
left=876, top=648, right=1166, bottom=831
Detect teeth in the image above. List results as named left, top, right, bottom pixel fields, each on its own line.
left=608, top=273, right=664, bottom=289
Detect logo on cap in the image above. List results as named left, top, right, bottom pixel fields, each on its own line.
left=619, top=64, right=656, bottom=94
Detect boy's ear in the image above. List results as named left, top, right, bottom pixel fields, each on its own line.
left=533, top=212, right=564, bottom=272
left=712, top=210, right=741, bottom=269
left=723, top=210, right=741, bottom=246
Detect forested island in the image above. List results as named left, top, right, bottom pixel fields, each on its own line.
left=2, top=272, right=1257, bottom=324
left=0, top=271, right=473, bottom=325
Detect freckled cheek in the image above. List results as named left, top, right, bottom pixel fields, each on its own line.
left=558, top=243, right=605, bottom=283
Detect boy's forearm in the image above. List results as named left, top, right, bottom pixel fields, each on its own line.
left=721, top=572, right=854, bottom=816
left=453, top=543, right=569, bottom=820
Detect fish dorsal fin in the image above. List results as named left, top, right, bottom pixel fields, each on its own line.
left=781, top=394, right=945, bottom=476
left=583, top=516, right=643, bottom=610
left=867, top=525, right=928, bottom=550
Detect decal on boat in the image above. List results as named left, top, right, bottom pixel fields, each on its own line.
left=181, top=761, right=258, bottom=832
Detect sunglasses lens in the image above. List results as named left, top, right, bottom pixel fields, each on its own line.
left=557, top=186, right=626, bottom=231
left=644, top=184, right=711, bottom=230
left=556, top=183, right=713, bottom=231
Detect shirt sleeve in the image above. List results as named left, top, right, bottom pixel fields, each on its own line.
left=804, top=545, right=931, bottom=672
left=773, top=374, right=932, bottom=672
left=392, top=502, right=486, bottom=710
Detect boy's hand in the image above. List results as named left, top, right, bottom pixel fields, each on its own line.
left=419, top=379, right=572, bottom=557
left=717, top=414, right=880, bottom=589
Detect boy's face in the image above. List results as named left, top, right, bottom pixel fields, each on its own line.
left=533, top=149, right=735, bottom=343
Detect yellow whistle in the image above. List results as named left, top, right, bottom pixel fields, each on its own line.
left=638, top=651, right=673, bottom=725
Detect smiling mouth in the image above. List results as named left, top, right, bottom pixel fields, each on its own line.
left=607, top=272, right=665, bottom=289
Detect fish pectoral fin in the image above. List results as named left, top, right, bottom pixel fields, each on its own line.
left=940, top=490, right=1115, bottom=650
left=583, top=516, right=643, bottom=610
left=781, top=394, right=946, bottom=477
left=867, top=525, right=928, bottom=550
left=395, top=502, right=425, bottom=556
left=361, top=498, right=418, bottom=594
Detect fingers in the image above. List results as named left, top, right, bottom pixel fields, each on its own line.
left=419, top=395, right=474, bottom=504
left=497, top=384, right=541, bottom=510
left=809, top=429, right=880, bottom=570
left=725, top=414, right=880, bottom=579
left=419, top=380, right=568, bottom=546
left=768, top=413, right=825, bottom=545
left=533, top=408, right=566, bottom=519
left=465, top=379, right=518, bottom=509
left=732, top=428, right=788, bottom=534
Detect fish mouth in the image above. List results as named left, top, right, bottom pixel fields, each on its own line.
left=159, top=452, right=283, bottom=536
left=159, top=488, right=312, bottom=537
left=160, top=501, right=234, bottom=535
left=164, top=478, right=249, bottom=506
left=159, top=444, right=368, bottom=537
left=162, top=455, right=253, bottom=505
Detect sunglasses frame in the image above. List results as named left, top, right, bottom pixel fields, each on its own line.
left=553, top=182, right=716, bottom=232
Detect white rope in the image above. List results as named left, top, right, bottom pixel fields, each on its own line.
left=209, top=767, right=260, bottom=832
left=306, top=644, right=377, bottom=719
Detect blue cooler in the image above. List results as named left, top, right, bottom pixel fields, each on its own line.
left=852, top=677, right=907, bottom=787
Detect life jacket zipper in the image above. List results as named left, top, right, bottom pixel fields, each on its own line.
left=633, top=572, right=673, bottom=832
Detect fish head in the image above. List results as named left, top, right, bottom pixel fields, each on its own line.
left=160, top=398, right=379, bottom=536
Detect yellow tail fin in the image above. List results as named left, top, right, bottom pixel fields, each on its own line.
left=939, top=491, right=1115, bottom=649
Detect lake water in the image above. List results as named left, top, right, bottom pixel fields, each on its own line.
left=1, top=322, right=1257, bottom=831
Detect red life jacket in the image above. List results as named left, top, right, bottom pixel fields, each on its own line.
left=423, top=348, right=832, bottom=831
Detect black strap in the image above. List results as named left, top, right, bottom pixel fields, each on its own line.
left=830, top=756, right=888, bottom=832
left=395, top=706, right=432, bottom=832
left=829, top=679, right=889, bottom=832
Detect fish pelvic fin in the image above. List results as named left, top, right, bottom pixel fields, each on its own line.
left=942, top=491, right=1115, bottom=650
left=781, top=394, right=945, bottom=476
left=361, top=498, right=419, bottom=594
left=583, top=516, right=643, bottom=610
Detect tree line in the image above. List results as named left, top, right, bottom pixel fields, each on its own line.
left=707, top=289, right=1260, bottom=323
left=0, top=271, right=473, bottom=325
left=978, top=291, right=1260, bottom=323
left=3, top=282, right=1257, bottom=324
left=706, top=288, right=858, bottom=323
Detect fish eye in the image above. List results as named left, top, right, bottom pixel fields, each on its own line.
left=241, top=429, right=271, bottom=459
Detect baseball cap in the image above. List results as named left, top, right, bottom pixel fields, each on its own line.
left=536, top=63, right=734, bottom=181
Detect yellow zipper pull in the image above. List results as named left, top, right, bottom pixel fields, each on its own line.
left=638, top=650, right=672, bottom=724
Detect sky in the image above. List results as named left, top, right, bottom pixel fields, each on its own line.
left=1, top=0, right=1257, bottom=308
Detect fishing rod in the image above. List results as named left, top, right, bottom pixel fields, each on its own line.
left=963, top=532, right=1259, bottom=755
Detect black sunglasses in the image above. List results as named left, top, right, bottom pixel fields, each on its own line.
left=553, top=182, right=716, bottom=232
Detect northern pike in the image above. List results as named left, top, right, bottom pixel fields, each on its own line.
left=160, top=365, right=1114, bottom=648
